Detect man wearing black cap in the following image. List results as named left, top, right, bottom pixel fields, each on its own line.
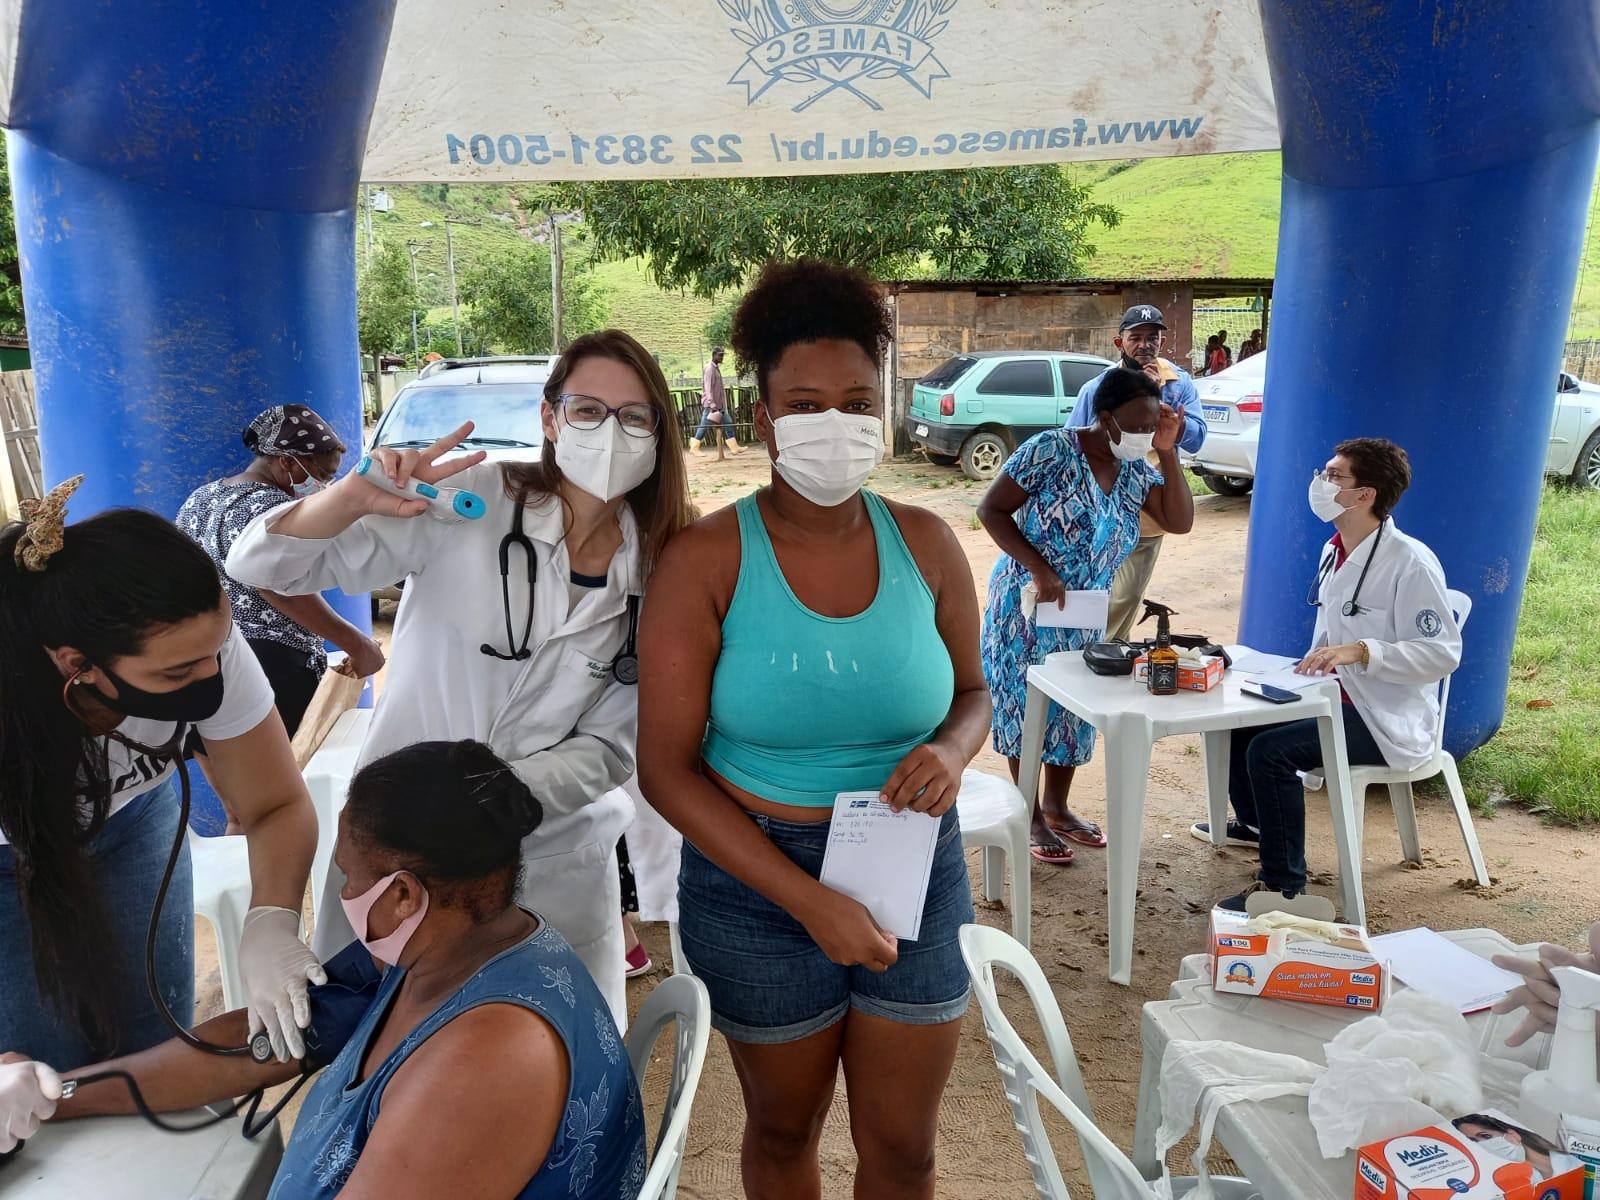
left=1065, top=305, right=1207, bottom=639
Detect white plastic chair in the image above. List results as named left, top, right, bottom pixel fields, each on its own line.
left=1308, top=590, right=1490, bottom=886
left=957, top=769, right=1033, bottom=949
left=960, top=924, right=1259, bottom=1200
left=187, top=829, right=252, bottom=1010
left=302, top=708, right=372, bottom=929
left=624, top=974, right=711, bottom=1200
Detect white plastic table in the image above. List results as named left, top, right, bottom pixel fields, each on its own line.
left=1016, top=652, right=1362, bottom=984
left=1, top=1111, right=282, bottom=1198
left=1131, top=928, right=1547, bottom=1200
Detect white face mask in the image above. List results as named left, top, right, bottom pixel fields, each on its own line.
left=1104, top=415, right=1157, bottom=462
left=1308, top=475, right=1351, bottom=523
left=1476, top=1137, right=1524, bottom=1163
left=769, top=408, right=884, bottom=507
left=554, top=419, right=657, bottom=502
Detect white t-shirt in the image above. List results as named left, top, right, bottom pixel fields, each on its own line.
left=0, top=625, right=275, bottom=848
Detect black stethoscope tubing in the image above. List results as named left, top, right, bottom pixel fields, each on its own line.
left=480, top=500, right=640, bottom=685
left=1306, top=521, right=1384, bottom=618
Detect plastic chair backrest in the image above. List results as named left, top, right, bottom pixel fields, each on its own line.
left=623, top=973, right=711, bottom=1200
left=1434, top=589, right=1472, bottom=759
left=959, top=924, right=1152, bottom=1200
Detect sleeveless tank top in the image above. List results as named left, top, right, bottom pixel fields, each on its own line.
left=270, top=919, right=646, bottom=1198
left=701, top=491, right=955, bottom=807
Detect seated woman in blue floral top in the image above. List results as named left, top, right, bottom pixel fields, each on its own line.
left=978, top=368, right=1194, bottom=867
left=41, top=739, right=646, bottom=1199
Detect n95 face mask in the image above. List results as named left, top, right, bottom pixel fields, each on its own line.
left=555, top=419, right=658, bottom=502
left=770, top=409, right=885, bottom=507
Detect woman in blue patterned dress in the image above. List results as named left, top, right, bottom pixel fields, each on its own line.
left=978, top=368, right=1194, bottom=865
left=34, top=739, right=646, bottom=1198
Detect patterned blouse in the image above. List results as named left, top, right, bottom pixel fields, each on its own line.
left=177, top=479, right=325, bottom=672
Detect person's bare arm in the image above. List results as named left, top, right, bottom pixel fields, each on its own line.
left=878, top=503, right=992, bottom=815
left=203, top=711, right=315, bottom=911
left=977, top=472, right=1066, bottom=604
left=1141, top=403, right=1195, bottom=534
left=54, top=1011, right=300, bottom=1118
left=337, top=1004, right=567, bottom=1199
left=636, top=518, right=897, bottom=971
left=256, top=590, right=386, bottom=676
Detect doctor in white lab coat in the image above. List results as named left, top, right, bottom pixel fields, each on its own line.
left=227, top=331, right=692, bottom=1022
left=1204, top=437, right=1462, bottom=913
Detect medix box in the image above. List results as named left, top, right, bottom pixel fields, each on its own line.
left=1355, top=1117, right=1588, bottom=1200
left=1133, top=653, right=1224, bottom=692
left=1208, top=908, right=1386, bottom=1011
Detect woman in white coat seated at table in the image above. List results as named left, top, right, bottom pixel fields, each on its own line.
left=1197, top=437, right=1462, bottom=913
left=227, top=330, right=693, bottom=1021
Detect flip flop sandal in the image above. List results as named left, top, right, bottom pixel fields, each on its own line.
left=1049, top=819, right=1107, bottom=849
left=1028, top=839, right=1075, bottom=866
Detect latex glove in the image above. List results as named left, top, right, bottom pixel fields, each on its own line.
left=239, top=906, right=327, bottom=1061
left=1491, top=922, right=1600, bottom=1047
left=0, top=1057, right=62, bottom=1152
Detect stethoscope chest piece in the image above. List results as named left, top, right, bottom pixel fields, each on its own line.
left=613, top=653, right=639, bottom=686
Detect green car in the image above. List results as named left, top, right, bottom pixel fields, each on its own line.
left=905, top=350, right=1114, bottom=480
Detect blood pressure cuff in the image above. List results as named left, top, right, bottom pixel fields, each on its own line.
left=300, top=941, right=384, bottom=1070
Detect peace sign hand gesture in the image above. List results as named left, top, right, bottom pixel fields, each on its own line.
left=335, top=422, right=489, bottom=519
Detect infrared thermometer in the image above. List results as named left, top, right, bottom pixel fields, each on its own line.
left=355, top=455, right=487, bottom=522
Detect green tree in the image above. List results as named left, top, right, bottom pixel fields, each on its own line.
left=356, top=240, right=416, bottom=359
left=558, top=167, right=1119, bottom=299
left=459, top=241, right=609, bottom=354
left=0, top=141, right=25, bottom=335
left=702, top=294, right=739, bottom=351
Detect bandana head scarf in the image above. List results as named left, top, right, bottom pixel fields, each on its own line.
left=241, top=405, right=342, bottom=459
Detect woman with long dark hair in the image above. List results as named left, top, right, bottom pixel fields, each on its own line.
left=228, top=330, right=693, bottom=1020
left=0, top=481, right=319, bottom=1075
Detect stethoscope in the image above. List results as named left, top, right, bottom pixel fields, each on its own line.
left=479, top=500, right=640, bottom=685
left=58, top=723, right=313, bottom=1137
left=1306, top=521, right=1384, bottom=617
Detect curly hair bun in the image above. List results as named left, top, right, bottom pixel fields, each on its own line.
left=730, top=259, right=893, bottom=393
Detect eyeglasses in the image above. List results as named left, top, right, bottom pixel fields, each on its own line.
left=557, top=394, right=660, bottom=439
left=1314, top=468, right=1357, bottom=485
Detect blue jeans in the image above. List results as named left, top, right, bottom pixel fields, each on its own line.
left=678, top=806, right=974, bottom=1044
left=1229, top=706, right=1385, bottom=893
left=693, top=409, right=735, bottom=442
left=0, top=777, right=194, bottom=1068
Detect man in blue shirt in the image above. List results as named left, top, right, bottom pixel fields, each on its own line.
left=1066, top=305, right=1208, bottom=639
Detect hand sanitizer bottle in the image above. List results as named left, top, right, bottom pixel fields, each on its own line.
left=1520, top=965, right=1600, bottom=1145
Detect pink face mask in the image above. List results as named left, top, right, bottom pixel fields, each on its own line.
left=340, top=871, right=429, bottom=966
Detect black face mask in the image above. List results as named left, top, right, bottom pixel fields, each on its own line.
left=91, top=656, right=226, bottom=724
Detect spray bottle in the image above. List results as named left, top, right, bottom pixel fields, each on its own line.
left=1519, top=965, right=1600, bottom=1161
left=1139, top=600, right=1180, bottom=695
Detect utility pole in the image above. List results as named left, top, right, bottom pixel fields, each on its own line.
left=549, top=212, right=564, bottom=354
left=364, top=185, right=374, bottom=268
left=445, top=219, right=463, bottom=355
left=406, top=242, right=422, bottom=358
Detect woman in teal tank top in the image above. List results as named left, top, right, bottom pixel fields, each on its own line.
left=638, top=260, right=993, bottom=1200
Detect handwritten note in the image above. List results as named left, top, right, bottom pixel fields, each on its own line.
left=819, top=791, right=941, bottom=941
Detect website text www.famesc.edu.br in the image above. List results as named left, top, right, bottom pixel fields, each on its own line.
left=766, top=116, right=1206, bottom=164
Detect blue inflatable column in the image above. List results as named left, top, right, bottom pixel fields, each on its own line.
left=1242, top=1, right=1600, bottom=755
left=7, top=0, right=396, bottom=622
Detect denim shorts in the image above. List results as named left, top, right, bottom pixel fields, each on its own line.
left=678, top=805, right=974, bottom=1045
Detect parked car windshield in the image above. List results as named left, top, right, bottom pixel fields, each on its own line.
left=920, top=356, right=978, bottom=389
left=376, top=383, right=545, bottom=448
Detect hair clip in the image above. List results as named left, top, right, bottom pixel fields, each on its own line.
left=14, top=475, right=85, bottom=573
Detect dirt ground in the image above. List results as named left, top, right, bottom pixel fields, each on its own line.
left=192, top=450, right=1600, bottom=1198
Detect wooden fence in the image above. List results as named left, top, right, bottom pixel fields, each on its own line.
left=0, top=370, right=40, bottom=521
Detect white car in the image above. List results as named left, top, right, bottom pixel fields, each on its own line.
left=1180, top=351, right=1600, bottom=493
left=371, top=356, right=555, bottom=465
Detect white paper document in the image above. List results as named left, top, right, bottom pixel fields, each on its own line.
left=1370, top=927, right=1523, bottom=1014
left=1035, top=589, right=1111, bottom=630
left=1225, top=645, right=1300, bottom=676
left=819, top=791, right=941, bottom=942
left=1242, top=669, right=1325, bottom=694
